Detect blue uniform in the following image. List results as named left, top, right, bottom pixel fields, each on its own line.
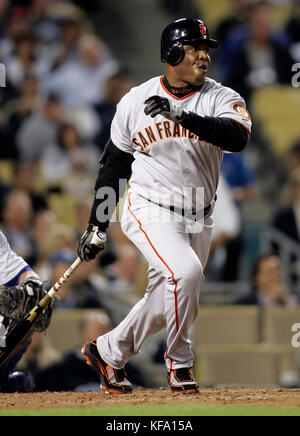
left=0, top=231, right=33, bottom=386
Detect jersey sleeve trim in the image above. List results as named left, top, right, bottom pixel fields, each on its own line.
left=4, top=265, right=32, bottom=287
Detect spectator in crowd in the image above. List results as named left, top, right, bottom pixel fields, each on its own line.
left=31, top=208, right=57, bottom=259
left=0, top=161, right=50, bottom=248
left=26, top=1, right=88, bottom=74
left=272, top=169, right=300, bottom=245
left=0, top=7, right=31, bottom=105
left=221, top=151, right=256, bottom=205
left=48, top=18, right=82, bottom=71
left=93, top=72, right=136, bottom=152
left=206, top=175, right=241, bottom=281
left=286, top=139, right=300, bottom=175
left=16, top=93, right=65, bottom=162
left=271, top=169, right=300, bottom=283
left=220, top=152, right=256, bottom=281
left=216, top=0, right=250, bottom=45
left=6, top=161, right=48, bottom=213
left=235, top=253, right=298, bottom=306
left=285, top=0, right=300, bottom=61
left=0, top=177, right=11, bottom=221
left=0, top=6, right=30, bottom=65
left=75, top=196, right=94, bottom=236
left=0, top=0, right=9, bottom=33
left=2, top=74, right=41, bottom=160
left=222, top=0, right=294, bottom=104
left=6, top=31, right=47, bottom=88
left=17, top=331, right=62, bottom=379
left=34, top=221, right=77, bottom=273
left=32, top=311, right=148, bottom=391
left=40, top=122, right=99, bottom=195
left=42, top=34, right=120, bottom=109
left=28, top=0, right=62, bottom=46
left=105, top=243, right=143, bottom=294
left=1, top=189, right=37, bottom=265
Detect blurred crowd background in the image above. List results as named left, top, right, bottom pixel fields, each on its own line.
left=1, top=0, right=300, bottom=390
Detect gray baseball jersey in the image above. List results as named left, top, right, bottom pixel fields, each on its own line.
left=111, top=76, right=251, bottom=209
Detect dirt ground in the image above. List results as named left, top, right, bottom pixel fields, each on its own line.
left=1, top=388, right=300, bottom=411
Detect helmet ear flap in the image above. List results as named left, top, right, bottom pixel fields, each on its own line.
left=163, top=41, right=185, bottom=66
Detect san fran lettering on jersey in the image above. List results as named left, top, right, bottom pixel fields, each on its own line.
left=111, top=75, right=252, bottom=209
left=132, top=121, right=203, bottom=152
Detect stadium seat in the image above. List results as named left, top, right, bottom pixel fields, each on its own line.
left=251, top=85, right=300, bottom=155
left=194, top=0, right=231, bottom=29
left=33, top=163, right=49, bottom=195
left=195, top=344, right=297, bottom=387
left=195, top=0, right=290, bottom=31
left=0, top=160, right=13, bottom=183
left=262, top=307, right=300, bottom=345
left=193, top=305, right=260, bottom=346
left=272, top=4, right=291, bottom=28
left=48, top=193, right=77, bottom=227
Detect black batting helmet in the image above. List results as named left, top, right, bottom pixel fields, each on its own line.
left=161, top=18, right=218, bottom=66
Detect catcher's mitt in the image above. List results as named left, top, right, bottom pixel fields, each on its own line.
left=0, top=276, right=53, bottom=333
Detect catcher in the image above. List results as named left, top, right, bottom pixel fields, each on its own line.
left=0, top=230, right=52, bottom=392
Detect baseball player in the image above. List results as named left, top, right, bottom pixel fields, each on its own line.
left=0, top=230, right=52, bottom=392
left=78, top=18, right=252, bottom=394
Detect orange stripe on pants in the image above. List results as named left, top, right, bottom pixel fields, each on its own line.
left=127, top=192, right=179, bottom=332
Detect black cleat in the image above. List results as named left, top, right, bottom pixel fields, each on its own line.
left=82, top=341, right=133, bottom=394
left=168, top=367, right=199, bottom=394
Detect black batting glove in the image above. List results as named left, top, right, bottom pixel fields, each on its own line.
left=144, top=95, right=187, bottom=123
left=77, top=225, right=106, bottom=262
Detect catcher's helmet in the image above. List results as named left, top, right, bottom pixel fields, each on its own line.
left=161, top=18, right=218, bottom=66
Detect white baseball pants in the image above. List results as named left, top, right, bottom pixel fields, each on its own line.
left=97, top=189, right=214, bottom=370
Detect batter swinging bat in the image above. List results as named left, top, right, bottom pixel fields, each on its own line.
left=0, top=232, right=104, bottom=371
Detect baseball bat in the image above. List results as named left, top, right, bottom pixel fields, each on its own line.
left=0, top=257, right=82, bottom=371
left=0, top=232, right=104, bottom=371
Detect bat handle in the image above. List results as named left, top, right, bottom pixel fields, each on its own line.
left=91, top=230, right=107, bottom=247
left=47, top=257, right=82, bottom=300
left=39, top=233, right=105, bottom=308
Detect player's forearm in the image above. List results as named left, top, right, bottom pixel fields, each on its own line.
left=88, top=140, right=134, bottom=231
left=18, top=270, right=39, bottom=285
left=180, top=113, right=250, bottom=152
left=88, top=174, right=125, bottom=231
